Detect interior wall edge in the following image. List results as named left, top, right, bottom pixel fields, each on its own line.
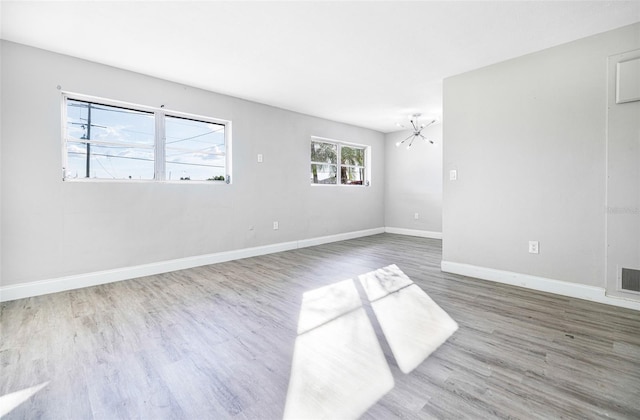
left=0, top=227, right=385, bottom=302
left=441, top=260, right=640, bottom=311
left=384, top=227, right=442, bottom=239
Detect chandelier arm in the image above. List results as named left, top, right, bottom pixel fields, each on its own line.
left=419, top=134, right=434, bottom=144
left=395, top=133, right=414, bottom=147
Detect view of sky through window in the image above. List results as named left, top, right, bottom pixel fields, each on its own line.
left=65, top=99, right=226, bottom=181
left=165, top=116, right=226, bottom=181
left=66, top=100, right=155, bottom=179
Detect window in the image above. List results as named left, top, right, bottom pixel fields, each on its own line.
left=164, top=116, right=226, bottom=181
left=340, top=145, right=366, bottom=185
left=310, top=137, right=369, bottom=186
left=310, top=140, right=337, bottom=184
left=63, top=94, right=230, bottom=182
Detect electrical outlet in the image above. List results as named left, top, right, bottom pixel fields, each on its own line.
left=257, top=154, right=263, bottom=163
left=528, top=241, right=539, bottom=254
left=273, top=221, right=279, bottom=230
left=414, top=212, right=419, bottom=220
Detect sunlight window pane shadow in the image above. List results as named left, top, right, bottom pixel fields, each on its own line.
left=284, top=266, right=458, bottom=418
left=296, top=279, right=363, bottom=335
left=365, top=282, right=459, bottom=374
left=358, top=264, right=413, bottom=301
left=284, top=280, right=394, bottom=419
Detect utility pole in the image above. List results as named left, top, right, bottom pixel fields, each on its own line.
left=85, top=103, right=92, bottom=178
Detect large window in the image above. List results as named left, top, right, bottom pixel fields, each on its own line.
left=63, top=95, right=230, bottom=182
left=310, top=137, right=369, bottom=186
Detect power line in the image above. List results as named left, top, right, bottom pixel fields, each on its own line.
left=166, top=130, right=217, bottom=144
left=68, top=152, right=224, bottom=168
left=69, top=151, right=154, bottom=163
left=94, top=155, right=115, bottom=178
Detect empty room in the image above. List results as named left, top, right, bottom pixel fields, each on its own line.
left=1, top=1, right=639, bottom=419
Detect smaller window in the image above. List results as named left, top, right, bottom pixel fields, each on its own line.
left=310, top=137, right=369, bottom=186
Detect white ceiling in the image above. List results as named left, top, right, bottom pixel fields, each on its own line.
left=2, top=1, right=639, bottom=133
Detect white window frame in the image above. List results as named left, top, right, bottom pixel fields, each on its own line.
left=61, top=92, right=232, bottom=183
left=310, top=136, right=371, bottom=187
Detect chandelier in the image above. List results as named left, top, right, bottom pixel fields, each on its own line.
left=395, top=113, right=437, bottom=149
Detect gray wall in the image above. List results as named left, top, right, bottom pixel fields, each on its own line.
left=442, top=23, right=640, bottom=288
left=0, top=41, right=385, bottom=287
left=384, top=125, right=442, bottom=233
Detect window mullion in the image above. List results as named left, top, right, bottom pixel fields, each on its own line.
left=337, top=144, right=342, bottom=185
left=155, top=111, right=166, bottom=180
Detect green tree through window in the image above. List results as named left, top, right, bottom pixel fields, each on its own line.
left=310, top=138, right=368, bottom=186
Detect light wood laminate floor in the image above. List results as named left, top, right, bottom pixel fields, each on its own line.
left=1, top=234, right=639, bottom=419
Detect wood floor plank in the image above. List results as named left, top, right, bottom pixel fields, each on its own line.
left=1, top=233, right=639, bottom=419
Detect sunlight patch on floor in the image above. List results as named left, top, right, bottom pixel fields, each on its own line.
left=360, top=265, right=459, bottom=374
left=283, top=279, right=393, bottom=419
left=295, top=279, right=364, bottom=335
left=0, top=381, right=49, bottom=417
left=284, top=264, right=458, bottom=419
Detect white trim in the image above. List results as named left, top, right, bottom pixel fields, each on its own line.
left=441, top=261, right=640, bottom=311
left=384, top=227, right=442, bottom=239
left=0, top=228, right=384, bottom=302
left=311, top=135, right=365, bottom=148
left=155, top=109, right=166, bottom=180
left=298, top=227, right=384, bottom=248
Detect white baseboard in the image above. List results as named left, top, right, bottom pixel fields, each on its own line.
left=384, top=227, right=442, bottom=239
left=298, top=227, right=385, bottom=248
left=441, top=261, right=640, bottom=311
left=0, top=227, right=385, bottom=302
